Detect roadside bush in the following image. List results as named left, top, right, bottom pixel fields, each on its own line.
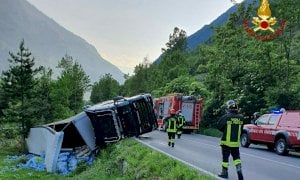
left=0, top=127, right=20, bottom=139
left=198, top=128, right=222, bottom=138
left=0, top=137, right=24, bottom=155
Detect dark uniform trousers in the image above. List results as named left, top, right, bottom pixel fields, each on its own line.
left=221, top=145, right=241, bottom=168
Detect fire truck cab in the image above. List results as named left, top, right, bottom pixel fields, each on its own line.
left=154, top=94, right=203, bottom=132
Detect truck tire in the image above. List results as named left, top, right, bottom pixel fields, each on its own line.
left=241, top=133, right=250, bottom=148
left=275, top=138, right=289, bottom=155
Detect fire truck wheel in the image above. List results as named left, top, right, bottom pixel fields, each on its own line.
left=241, top=133, right=250, bottom=148
left=275, top=138, right=289, bottom=155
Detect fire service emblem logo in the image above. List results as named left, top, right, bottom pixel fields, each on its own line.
left=244, top=0, right=286, bottom=41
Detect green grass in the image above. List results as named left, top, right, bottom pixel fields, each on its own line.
left=0, top=137, right=63, bottom=179
left=71, top=139, right=212, bottom=180
left=197, top=128, right=222, bottom=138
left=0, top=138, right=213, bottom=180
left=0, top=152, right=63, bottom=180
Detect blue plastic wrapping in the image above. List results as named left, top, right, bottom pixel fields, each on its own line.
left=4, top=151, right=94, bottom=175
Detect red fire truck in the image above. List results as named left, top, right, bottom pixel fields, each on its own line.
left=154, top=94, right=203, bottom=132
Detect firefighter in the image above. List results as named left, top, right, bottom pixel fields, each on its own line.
left=164, top=109, right=178, bottom=147
left=217, top=100, right=244, bottom=180
left=176, top=110, right=185, bottom=139
left=251, top=112, right=260, bottom=124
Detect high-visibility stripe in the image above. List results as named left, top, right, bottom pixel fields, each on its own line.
left=169, top=137, right=175, bottom=143
left=234, top=159, right=241, bottom=165
left=226, top=122, right=231, bottom=145
left=222, top=162, right=229, bottom=168
left=237, top=124, right=241, bottom=143
left=178, top=116, right=185, bottom=126
left=221, top=141, right=240, bottom=147
left=220, top=118, right=243, bottom=147
left=167, top=117, right=177, bottom=132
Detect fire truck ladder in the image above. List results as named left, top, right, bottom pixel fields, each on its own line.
left=194, top=104, right=200, bottom=128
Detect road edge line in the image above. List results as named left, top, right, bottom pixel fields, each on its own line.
left=134, top=137, right=222, bottom=180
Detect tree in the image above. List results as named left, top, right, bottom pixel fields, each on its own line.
left=122, top=57, right=152, bottom=96
left=162, top=27, right=187, bottom=53
left=155, top=27, right=189, bottom=88
left=159, top=75, right=209, bottom=97
left=0, top=40, right=40, bottom=143
left=90, top=73, right=120, bottom=103
left=32, top=67, right=53, bottom=124
left=51, top=55, right=90, bottom=120
left=121, top=27, right=189, bottom=97
left=0, top=80, right=6, bottom=118
left=201, top=1, right=300, bottom=126
left=121, top=0, right=300, bottom=130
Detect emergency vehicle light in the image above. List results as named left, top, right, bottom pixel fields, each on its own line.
left=272, top=110, right=282, bottom=114
left=271, top=108, right=286, bottom=114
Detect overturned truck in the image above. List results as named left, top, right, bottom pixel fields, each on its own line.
left=85, top=94, right=158, bottom=145
left=26, top=94, right=157, bottom=173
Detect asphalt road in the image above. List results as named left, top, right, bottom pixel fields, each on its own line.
left=136, top=130, right=300, bottom=180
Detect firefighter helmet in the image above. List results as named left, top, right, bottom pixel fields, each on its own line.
left=226, top=100, right=238, bottom=110
left=170, top=109, right=176, bottom=115
left=177, top=110, right=182, bottom=115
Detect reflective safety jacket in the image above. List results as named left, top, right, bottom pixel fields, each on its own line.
left=165, top=115, right=178, bottom=133
left=177, top=115, right=185, bottom=128
left=217, top=112, right=244, bottom=147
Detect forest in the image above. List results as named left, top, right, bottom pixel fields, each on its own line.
left=121, top=0, right=300, bottom=128
left=0, top=0, right=300, bottom=147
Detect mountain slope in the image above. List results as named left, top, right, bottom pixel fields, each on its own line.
left=187, top=5, right=238, bottom=49
left=187, top=0, right=256, bottom=49
left=155, top=1, right=256, bottom=63
left=154, top=3, right=238, bottom=63
left=0, top=0, right=124, bottom=83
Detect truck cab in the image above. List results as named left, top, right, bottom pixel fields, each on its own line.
left=85, top=94, right=157, bottom=146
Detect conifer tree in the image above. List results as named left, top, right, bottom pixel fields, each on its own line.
left=1, top=40, right=40, bottom=143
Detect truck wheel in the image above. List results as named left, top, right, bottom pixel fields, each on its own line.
left=241, top=133, right=250, bottom=148
left=275, top=138, right=289, bottom=155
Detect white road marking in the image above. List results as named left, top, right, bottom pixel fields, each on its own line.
left=184, top=138, right=300, bottom=170
left=135, top=138, right=223, bottom=180
left=239, top=152, right=300, bottom=169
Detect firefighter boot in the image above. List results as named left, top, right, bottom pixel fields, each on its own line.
left=172, top=143, right=174, bottom=147
left=236, top=164, right=243, bottom=180
left=177, top=134, right=181, bottom=139
left=218, top=167, right=228, bottom=179
left=168, top=142, right=171, bottom=146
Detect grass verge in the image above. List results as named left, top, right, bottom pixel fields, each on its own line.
left=0, top=138, right=213, bottom=180
left=72, top=138, right=213, bottom=179
left=0, top=138, right=63, bottom=179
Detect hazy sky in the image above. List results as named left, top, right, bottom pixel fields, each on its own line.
left=27, top=0, right=238, bottom=74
